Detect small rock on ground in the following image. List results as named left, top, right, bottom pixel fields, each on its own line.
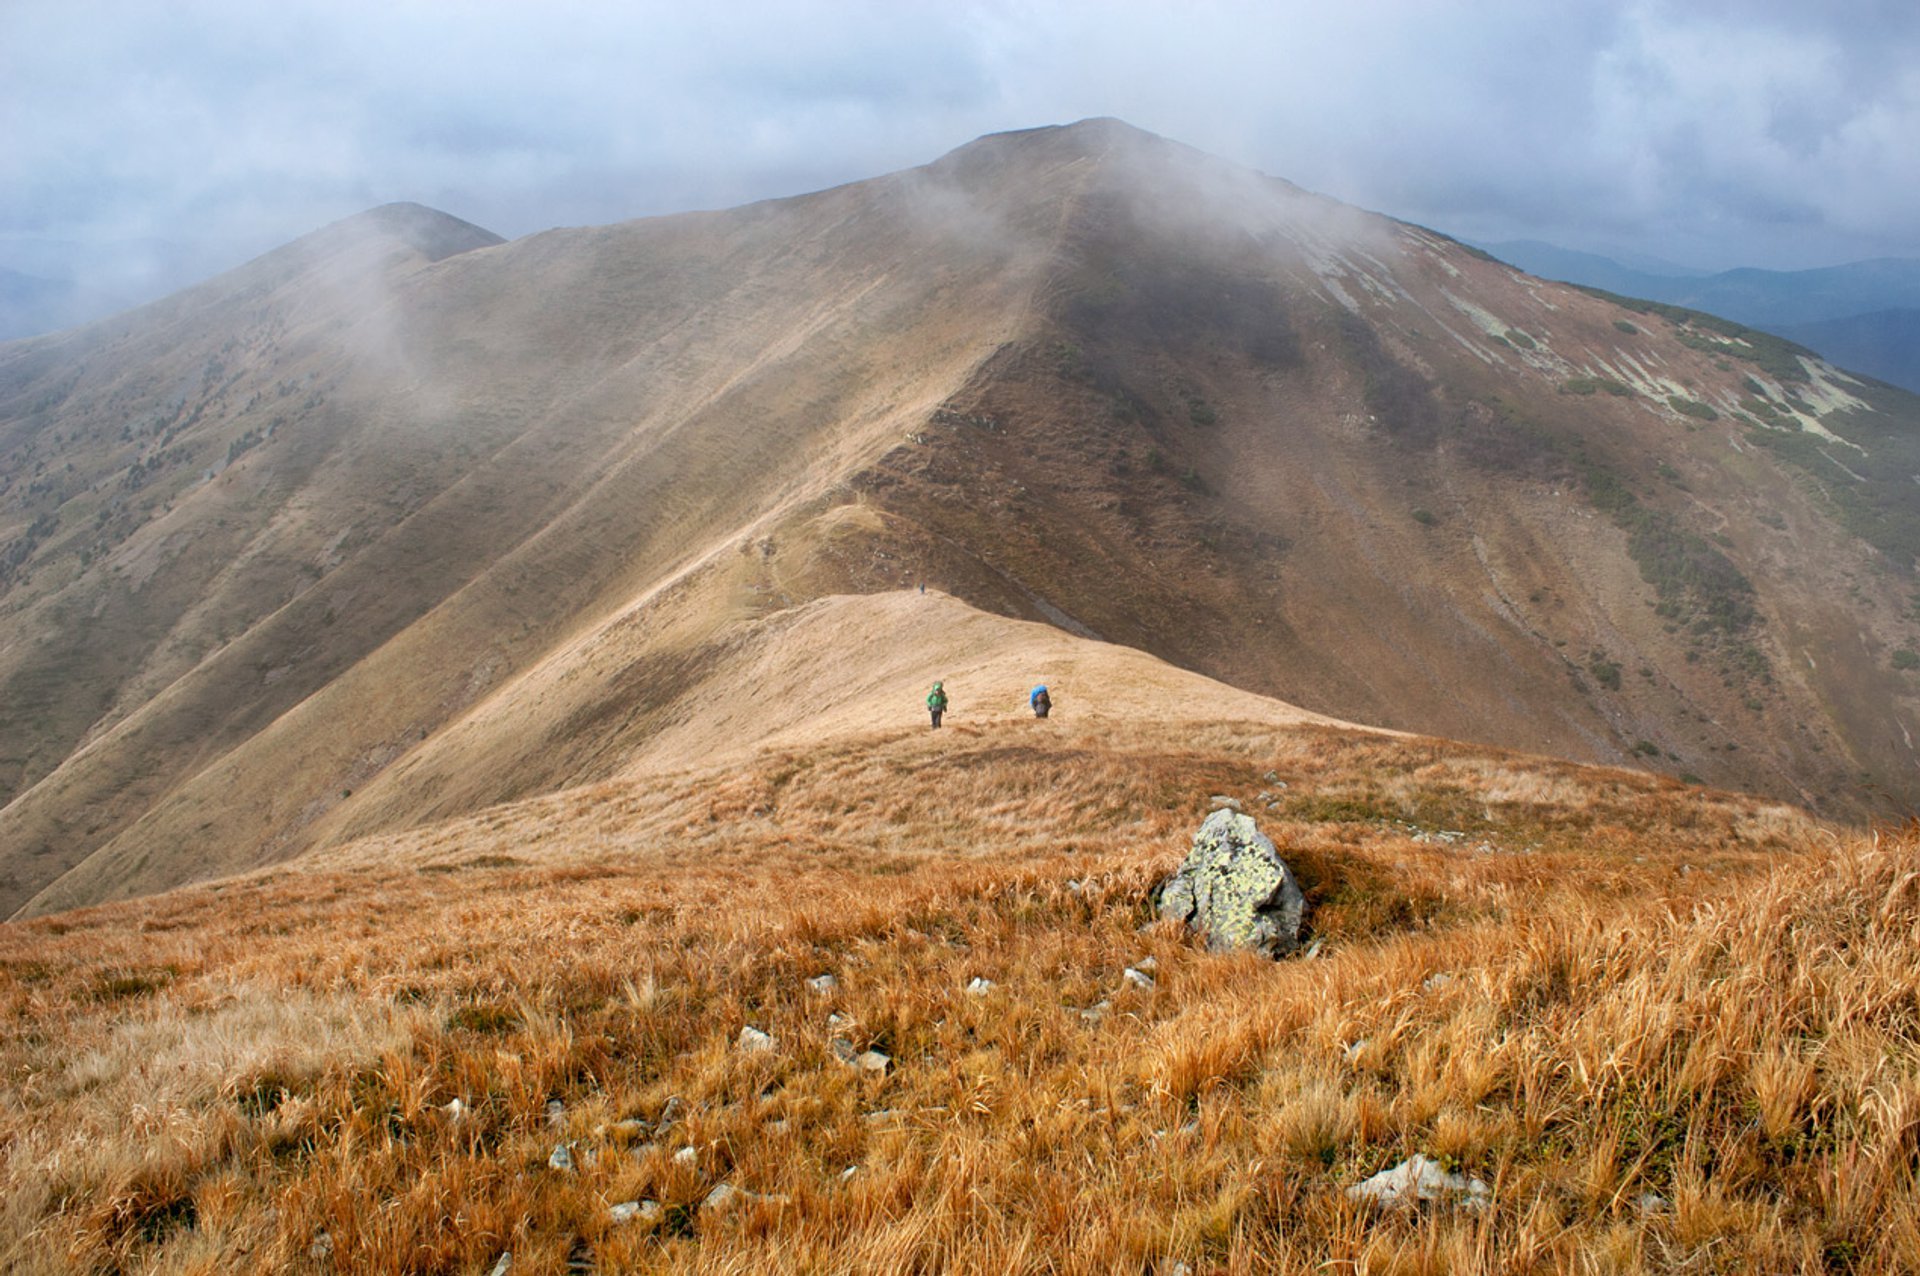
left=1208, top=795, right=1242, bottom=810
left=1347, top=1154, right=1489, bottom=1210
left=855, top=1049, right=892, bottom=1075
left=738, top=1025, right=776, bottom=1052
left=488, top=1254, right=511, bottom=1276
left=545, top=1099, right=565, bottom=1128
left=609, top=1199, right=663, bottom=1225
left=547, top=1144, right=574, bottom=1173
left=807, top=973, right=838, bottom=994
left=1123, top=967, right=1156, bottom=990
left=966, top=977, right=994, bottom=996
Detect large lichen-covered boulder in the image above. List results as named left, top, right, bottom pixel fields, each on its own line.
left=1155, top=809, right=1306, bottom=956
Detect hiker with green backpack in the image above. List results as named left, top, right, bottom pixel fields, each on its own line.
left=927, top=681, right=949, bottom=729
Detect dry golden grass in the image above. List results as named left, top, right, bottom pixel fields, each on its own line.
left=3, top=712, right=1903, bottom=1273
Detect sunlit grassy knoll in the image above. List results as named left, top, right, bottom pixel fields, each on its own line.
left=7, top=715, right=1909, bottom=1273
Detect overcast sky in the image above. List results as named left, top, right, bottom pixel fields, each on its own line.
left=5, top=0, right=1918, bottom=310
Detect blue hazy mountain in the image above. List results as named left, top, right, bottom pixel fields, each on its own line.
left=1479, top=240, right=1920, bottom=393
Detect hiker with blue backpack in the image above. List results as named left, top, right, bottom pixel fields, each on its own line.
left=1030, top=684, right=1051, bottom=718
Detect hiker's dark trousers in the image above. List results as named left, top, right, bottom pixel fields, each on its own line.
left=1034, top=705, right=1049, bottom=718
left=930, top=709, right=943, bottom=728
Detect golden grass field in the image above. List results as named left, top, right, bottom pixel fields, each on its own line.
left=9, top=685, right=1912, bottom=1273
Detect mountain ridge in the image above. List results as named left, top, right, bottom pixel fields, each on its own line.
left=3, top=118, right=1918, bottom=917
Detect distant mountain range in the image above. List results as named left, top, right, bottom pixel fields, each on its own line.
left=1482, top=239, right=1920, bottom=393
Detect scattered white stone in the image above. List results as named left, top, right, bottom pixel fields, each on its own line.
left=966, top=977, right=995, bottom=996
left=1303, top=937, right=1325, bottom=960
left=830, top=1036, right=858, bottom=1064
left=738, top=1025, right=776, bottom=1052
left=672, top=1146, right=698, bottom=1168
left=442, top=1097, right=467, bottom=1120
left=548, top=1143, right=575, bottom=1173
left=1133, top=955, right=1158, bottom=974
left=840, top=1164, right=860, bottom=1183
left=1423, top=972, right=1453, bottom=992
left=807, top=973, right=838, bottom=994
left=1169, top=1263, right=1194, bottom=1276
left=1122, top=966, right=1157, bottom=991
left=702, top=1183, right=790, bottom=1213
left=863, top=1108, right=904, bottom=1125
left=827, top=1012, right=851, bottom=1030
left=1347, top=1155, right=1490, bottom=1210
left=1636, top=1191, right=1669, bottom=1215
left=609, top=1199, right=665, bottom=1225
left=1208, top=795, right=1242, bottom=811
left=657, top=1096, right=686, bottom=1127
left=855, top=1049, right=892, bottom=1075
left=545, top=1099, right=565, bottom=1128
left=1264, top=770, right=1280, bottom=783
left=488, top=1254, right=511, bottom=1276
left=1344, top=1039, right=1369, bottom=1063
left=1066, top=878, right=1084, bottom=894
left=309, top=1231, right=333, bottom=1261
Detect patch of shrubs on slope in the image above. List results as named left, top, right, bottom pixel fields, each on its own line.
left=1740, top=382, right=1920, bottom=571
left=1453, top=399, right=1767, bottom=678
left=1575, top=451, right=1760, bottom=639
left=1572, top=285, right=1813, bottom=385
left=1332, top=309, right=1442, bottom=445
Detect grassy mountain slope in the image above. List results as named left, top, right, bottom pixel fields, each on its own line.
left=7, top=595, right=1904, bottom=1271
left=3, top=120, right=1918, bottom=918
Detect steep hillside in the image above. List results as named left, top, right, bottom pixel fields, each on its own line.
left=2, top=119, right=1917, bottom=916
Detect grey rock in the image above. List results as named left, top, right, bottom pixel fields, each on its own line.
left=488, top=1254, right=511, bottom=1276
left=1347, top=1155, right=1490, bottom=1210
left=442, top=1097, right=467, bottom=1120
left=827, top=1012, right=851, bottom=1030
left=545, top=1098, right=566, bottom=1128
left=657, top=1096, right=686, bottom=1127
left=830, top=1036, right=858, bottom=1064
left=738, top=1025, right=776, bottom=1052
left=1122, top=966, right=1156, bottom=991
left=547, top=1143, right=575, bottom=1173
left=1133, top=955, right=1158, bottom=974
left=1423, top=972, right=1453, bottom=992
left=807, top=973, right=838, bottom=994
left=1079, top=999, right=1112, bottom=1024
left=1263, top=770, right=1279, bottom=783
left=609, top=1200, right=654, bottom=1224
left=841, top=1163, right=860, bottom=1182
left=309, top=1231, right=333, bottom=1261
left=672, top=1145, right=698, bottom=1168
left=1636, top=1191, right=1669, bottom=1215
left=855, top=1049, right=892, bottom=1075
left=966, top=977, right=995, bottom=996
left=1154, top=810, right=1307, bottom=956
left=863, top=1108, right=904, bottom=1125
left=1208, top=795, right=1243, bottom=811
left=1303, top=937, right=1325, bottom=960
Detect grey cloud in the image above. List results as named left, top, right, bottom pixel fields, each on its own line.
left=4, top=0, right=1917, bottom=320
